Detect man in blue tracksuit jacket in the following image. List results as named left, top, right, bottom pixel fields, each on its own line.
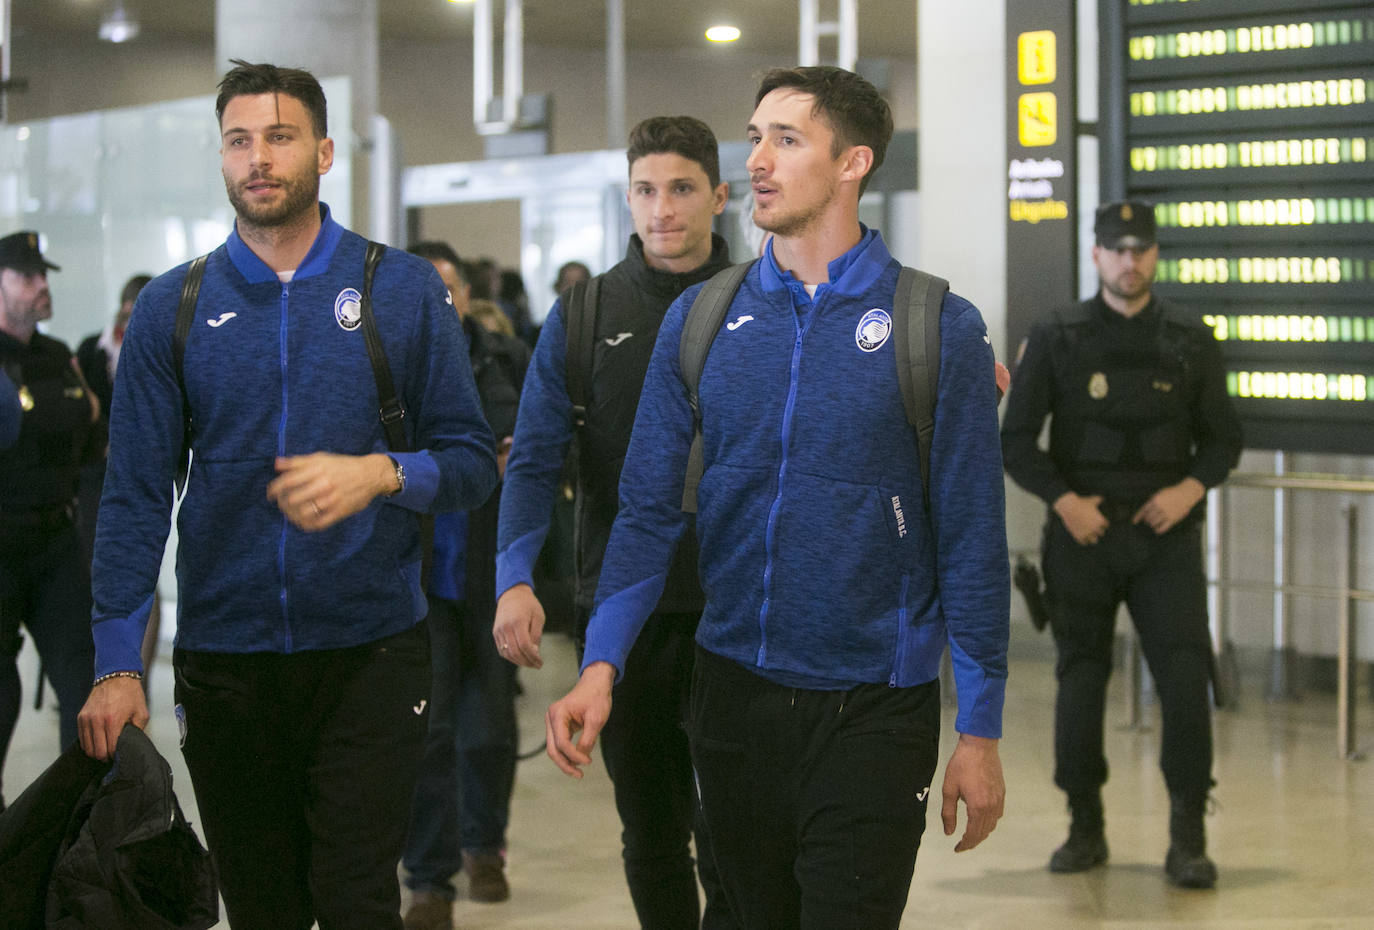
left=77, top=61, right=496, bottom=930
left=547, top=67, right=1010, bottom=929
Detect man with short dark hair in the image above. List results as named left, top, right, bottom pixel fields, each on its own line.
left=494, top=115, right=734, bottom=929
left=0, top=230, right=98, bottom=812
left=546, top=67, right=1009, bottom=929
left=1001, top=200, right=1241, bottom=889
left=77, top=60, right=497, bottom=929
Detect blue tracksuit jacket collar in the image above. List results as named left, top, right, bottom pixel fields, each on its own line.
left=225, top=203, right=345, bottom=284
left=759, top=225, right=889, bottom=305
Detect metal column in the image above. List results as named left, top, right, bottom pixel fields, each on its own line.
left=799, top=0, right=858, bottom=71
left=1269, top=451, right=1301, bottom=700
left=1208, top=485, right=1238, bottom=706
left=1337, top=505, right=1365, bottom=760
left=605, top=0, right=625, bottom=148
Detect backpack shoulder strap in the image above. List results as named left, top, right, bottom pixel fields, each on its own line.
left=678, top=260, right=755, bottom=513
left=892, top=266, right=947, bottom=501
left=358, top=241, right=437, bottom=590
left=358, top=241, right=410, bottom=453
left=563, top=276, right=600, bottom=431
left=173, top=254, right=208, bottom=493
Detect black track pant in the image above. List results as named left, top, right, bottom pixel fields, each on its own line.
left=688, top=646, right=940, bottom=930
left=173, top=623, right=431, bottom=930
left=1043, top=517, right=1214, bottom=800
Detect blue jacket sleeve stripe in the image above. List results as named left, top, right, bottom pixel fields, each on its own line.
left=581, top=571, right=670, bottom=679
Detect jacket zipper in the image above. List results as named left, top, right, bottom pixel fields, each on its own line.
left=277, top=283, right=293, bottom=650
left=758, top=287, right=819, bottom=666
left=890, top=571, right=911, bottom=686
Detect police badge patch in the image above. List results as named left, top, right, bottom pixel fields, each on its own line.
left=334, top=287, right=363, bottom=331
left=856, top=308, right=892, bottom=353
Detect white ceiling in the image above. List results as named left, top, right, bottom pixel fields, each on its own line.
left=13, top=1, right=917, bottom=60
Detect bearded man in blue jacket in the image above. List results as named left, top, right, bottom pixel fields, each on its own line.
left=76, top=61, right=497, bottom=930
left=546, top=66, right=1010, bottom=930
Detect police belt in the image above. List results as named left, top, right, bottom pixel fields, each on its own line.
left=1098, top=499, right=1147, bottom=524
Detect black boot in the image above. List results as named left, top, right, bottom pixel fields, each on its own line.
left=1165, top=794, right=1217, bottom=889
left=1049, top=792, right=1108, bottom=873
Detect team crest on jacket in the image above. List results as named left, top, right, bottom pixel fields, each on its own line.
left=334, top=287, right=363, bottom=331
left=856, top=308, right=892, bottom=353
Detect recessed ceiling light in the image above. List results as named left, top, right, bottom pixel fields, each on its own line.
left=99, top=4, right=140, bottom=43
left=705, top=25, right=741, bottom=43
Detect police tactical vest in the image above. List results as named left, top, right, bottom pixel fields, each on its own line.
left=1047, top=298, right=1204, bottom=500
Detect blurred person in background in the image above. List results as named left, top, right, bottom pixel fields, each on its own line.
left=401, top=240, right=529, bottom=930
left=0, top=230, right=98, bottom=813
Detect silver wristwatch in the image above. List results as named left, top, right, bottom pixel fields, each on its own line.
left=386, top=456, right=406, bottom=497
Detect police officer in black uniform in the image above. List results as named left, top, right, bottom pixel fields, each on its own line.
left=1001, top=202, right=1242, bottom=889
left=0, top=230, right=99, bottom=810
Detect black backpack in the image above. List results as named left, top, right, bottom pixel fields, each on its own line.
left=564, top=261, right=949, bottom=512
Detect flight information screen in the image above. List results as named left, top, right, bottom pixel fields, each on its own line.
left=1119, top=0, right=1374, bottom=452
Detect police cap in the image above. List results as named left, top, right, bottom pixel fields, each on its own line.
left=1093, top=201, right=1156, bottom=249
left=0, top=230, right=61, bottom=273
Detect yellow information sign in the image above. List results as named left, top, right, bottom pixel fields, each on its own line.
left=1018, top=92, right=1058, bottom=146
left=1017, top=30, right=1057, bottom=85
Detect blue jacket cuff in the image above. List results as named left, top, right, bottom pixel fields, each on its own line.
left=953, top=671, right=1006, bottom=739
left=387, top=451, right=437, bottom=511
left=495, top=529, right=545, bottom=599
left=92, top=595, right=155, bottom=678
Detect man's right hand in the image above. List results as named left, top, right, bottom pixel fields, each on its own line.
left=493, top=583, right=545, bottom=668
left=546, top=662, right=615, bottom=778
left=1053, top=491, right=1109, bottom=546
left=77, top=676, right=149, bottom=761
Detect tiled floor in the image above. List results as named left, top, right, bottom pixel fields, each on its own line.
left=5, top=629, right=1371, bottom=929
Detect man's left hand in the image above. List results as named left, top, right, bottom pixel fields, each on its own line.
left=941, top=733, right=1005, bottom=852
left=1132, top=477, right=1205, bottom=535
left=266, top=452, right=397, bottom=531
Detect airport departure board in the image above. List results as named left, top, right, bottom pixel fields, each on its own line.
left=1118, top=0, right=1374, bottom=453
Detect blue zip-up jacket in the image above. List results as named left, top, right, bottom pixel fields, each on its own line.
left=583, top=230, right=1010, bottom=738
left=91, top=206, right=497, bottom=677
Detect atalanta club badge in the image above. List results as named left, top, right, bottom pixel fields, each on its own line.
left=335, top=287, right=363, bottom=331
left=856, top=308, right=893, bottom=353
